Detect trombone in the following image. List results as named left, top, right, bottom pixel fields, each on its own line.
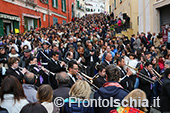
left=125, top=65, right=155, bottom=84
left=152, top=69, right=163, bottom=85
left=77, top=71, right=99, bottom=91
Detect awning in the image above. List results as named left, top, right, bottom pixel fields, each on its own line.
left=22, top=13, right=40, bottom=19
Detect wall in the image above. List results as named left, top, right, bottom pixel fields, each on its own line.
left=113, top=0, right=139, bottom=35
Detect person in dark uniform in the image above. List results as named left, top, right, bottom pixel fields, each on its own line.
left=6, top=57, right=27, bottom=83
left=27, top=57, right=48, bottom=87
left=116, top=57, right=133, bottom=91
left=160, top=68, right=170, bottom=112
left=47, top=51, right=66, bottom=89
left=37, top=42, right=53, bottom=68
left=67, top=61, right=81, bottom=88
left=93, top=65, right=106, bottom=88
left=138, top=61, right=157, bottom=113
left=84, top=42, right=98, bottom=77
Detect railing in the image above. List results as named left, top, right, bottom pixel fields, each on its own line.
left=17, top=0, right=37, bottom=7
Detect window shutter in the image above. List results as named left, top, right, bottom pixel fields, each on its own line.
left=52, top=0, right=54, bottom=7
left=34, top=19, right=37, bottom=29
left=0, top=19, right=4, bottom=37
left=24, top=17, right=28, bottom=31
left=62, top=0, right=63, bottom=11
left=77, top=1, right=79, bottom=8
left=56, top=0, right=58, bottom=8
left=64, top=0, right=66, bottom=12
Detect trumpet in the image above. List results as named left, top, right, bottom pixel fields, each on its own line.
left=125, top=65, right=155, bottom=84
left=18, top=66, right=39, bottom=79
left=40, top=66, right=56, bottom=76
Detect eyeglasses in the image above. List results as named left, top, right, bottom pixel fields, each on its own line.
left=73, top=68, right=79, bottom=70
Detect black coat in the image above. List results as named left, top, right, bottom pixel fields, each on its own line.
left=84, top=48, right=98, bottom=66
left=27, top=64, right=49, bottom=86
left=47, top=59, right=66, bottom=73
left=6, top=67, right=24, bottom=83
left=138, top=68, right=153, bottom=99
left=101, top=60, right=109, bottom=67
left=160, top=77, right=170, bottom=112
left=117, top=66, right=134, bottom=91
left=93, top=76, right=106, bottom=88
left=53, top=84, right=70, bottom=99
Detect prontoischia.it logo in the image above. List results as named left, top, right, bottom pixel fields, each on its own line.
left=53, top=96, right=160, bottom=108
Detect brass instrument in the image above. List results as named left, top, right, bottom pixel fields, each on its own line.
left=152, top=69, right=163, bottom=85
left=77, top=71, right=99, bottom=91
left=40, top=66, right=56, bottom=76
left=18, top=66, right=39, bottom=79
left=125, top=65, right=155, bottom=84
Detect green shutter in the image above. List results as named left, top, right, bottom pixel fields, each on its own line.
left=77, top=1, right=79, bottom=8
left=24, top=17, right=28, bottom=31
left=34, top=19, right=37, bottom=29
left=0, top=19, right=4, bottom=37
left=62, top=0, right=63, bottom=11
left=64, top=0, right=66, bottom=12
left=120, top=0, right=122, bottom=2
left=13, top=21, right=19, bottom=34
left=56, top=0, right=58, bottom=8
left=114, top=0, right=116, bottom=8
left=52, top=0, right=54, bottom=7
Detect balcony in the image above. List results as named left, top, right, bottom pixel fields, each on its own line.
left=17, top=0, right=37, bottom=7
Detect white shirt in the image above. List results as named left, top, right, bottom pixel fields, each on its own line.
left=105, top=60, right=110, bottom=65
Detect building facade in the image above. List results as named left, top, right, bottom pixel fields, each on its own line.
left=109, top=0, right=139, bottom=35
left=0, top=0, right=75, bottom=36
left=74, top=0, right=85, bottom=18
left=85, top=0, right=105, bottom=14
left=138, top=0, right=170, bottom=34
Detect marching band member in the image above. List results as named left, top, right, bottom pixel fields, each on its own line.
left=116, top=57, right=134, bottom=91
left=27, top=57, right=48, bottom=87
left=47, top=51, right=66, bottom=73
left=93, top=65, right=106, bottom=88
left=67, top=61, right=80, bottom=88
left=138, top=61, right=157, bottom=112
left=37, top=42, right=52, bottom=68
left=6, top=57, right=27, bottom=83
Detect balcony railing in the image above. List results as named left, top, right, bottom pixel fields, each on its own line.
left=17, top=0, right=37, bottom=7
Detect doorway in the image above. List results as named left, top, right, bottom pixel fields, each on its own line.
left=4, top=23, right=11, bottom=36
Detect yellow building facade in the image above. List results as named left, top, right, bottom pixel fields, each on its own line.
left=109, top=0, right=139, bottom=36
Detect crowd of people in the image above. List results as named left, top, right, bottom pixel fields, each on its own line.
left=0, top=13, right=170, bottom=113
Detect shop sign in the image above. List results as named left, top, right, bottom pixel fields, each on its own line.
left=0, top=13, right=20, bottom=21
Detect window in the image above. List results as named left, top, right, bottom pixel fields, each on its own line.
left=98, top=9, right=100, bottom=12
left=62, top=0, right=66, bottom=12
left=109, top=5, right=111, bottom=13
left=43, top=14, right=46, bottom=21
left=53, top=17, right=58, bottom=25
left=63, top=20, right=66, bottom=24
left=77, top=0, right=80, bottom=8
left=40, top=0, right=48, bottom=4
left=120, top=0, right=122, bottom=3
left=114, top=0, right=116, bottom=9
left=52, top=0, right=58, bottom=8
